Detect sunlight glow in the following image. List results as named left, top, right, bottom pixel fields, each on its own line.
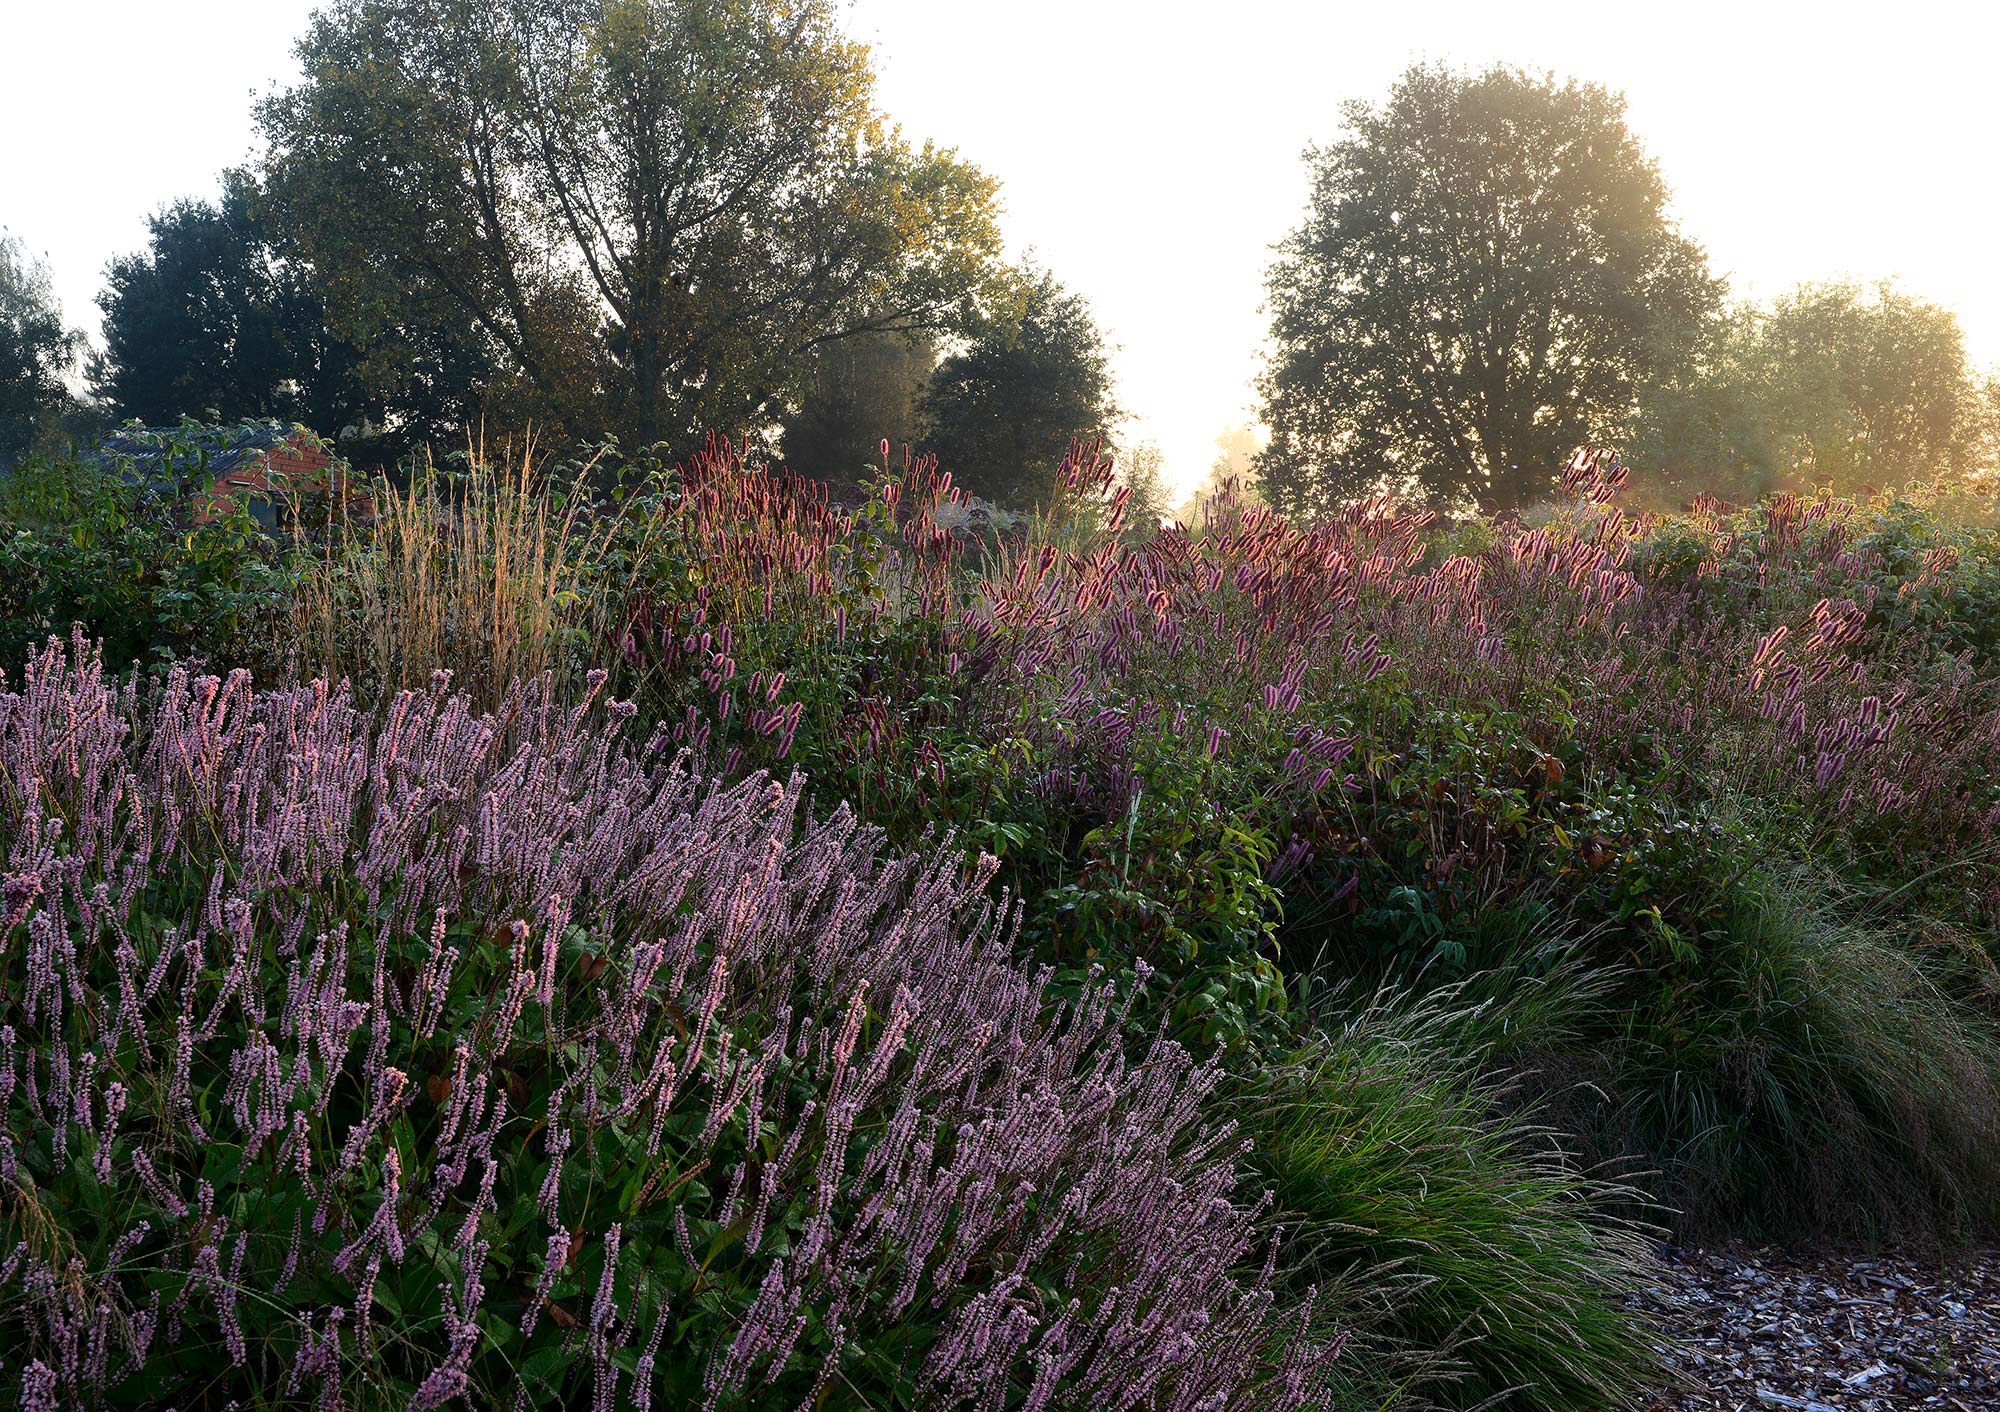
left=3, top=0, right=1994, bottom=496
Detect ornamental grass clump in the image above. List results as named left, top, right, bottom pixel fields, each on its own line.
left=1239, top=980, right=1661, bottom=1412
left=284, top=438, right=631, bottom=711
left=1588, top=875, right=2000, bottom=1239
left=0, top=633, right=1341, bottom=1409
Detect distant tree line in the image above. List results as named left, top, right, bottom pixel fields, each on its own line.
left=1256, top=63, right=2000, bottom=515
left=4, top=29, right=1996, bottom=515
left=1, top=0, right=1122, bottom=510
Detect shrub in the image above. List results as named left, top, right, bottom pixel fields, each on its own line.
left=604, top=442, right=2000, bottom=1049
left=0, top=634, right=1341, bottom=1409
left=0, top=427, right=297, bottom=672
left=609, top=435, right=972, bottom=822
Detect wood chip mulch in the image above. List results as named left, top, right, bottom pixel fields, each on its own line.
left=1629, top=1245, right=2000, bottom=1412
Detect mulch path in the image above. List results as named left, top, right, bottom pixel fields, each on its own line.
left=1630, top=1245, right=2000, bottom=1411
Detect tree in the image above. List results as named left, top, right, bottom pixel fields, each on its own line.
left=1965, top=371, right=2000, bottom=485
left=0, top=234, right=83, bottom=465
left=1628, top=282, right=1990, bottom=503
left=1622, top=304, right=1775, bottom=508
left=779, top=330, right=937, bottom=490
left=94, top=172, right=492, bottom=454
left=258, top=0, right=1006, bottom=454
left=919, top=265, right=1120, bottom=507
left=94, top=172, right=369, bottom=437
left=1115, top=439, right=1172, bottom=542
left=1741, top=280, right=1976, bottom=491
left=1257, top=63, right=1721, bottom=516
left=1208, top=423, right=1262, bottom=488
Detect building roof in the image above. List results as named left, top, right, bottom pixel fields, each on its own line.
left=94, top=419, right=311, bottom=489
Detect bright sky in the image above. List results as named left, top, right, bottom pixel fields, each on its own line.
left=4, top=0, right=1996, bottom=494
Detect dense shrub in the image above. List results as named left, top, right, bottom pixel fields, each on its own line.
left=601, top=441, right=2000, bottom=1234
left=1636, top=481, right=2000, bottom=675
left=0, top=634, right=1341, bottom=1408
left=0, top=426, right=297, bottom=672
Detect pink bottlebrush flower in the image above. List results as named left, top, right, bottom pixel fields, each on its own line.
left=18, top=1361, right=58, bottom=1412
left=0, top=633, right=1349, bottom=1412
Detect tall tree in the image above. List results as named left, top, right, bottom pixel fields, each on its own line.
left=1629, top=282, right=1989, bottom=502
left=94, top=172, right=372, bottom=437
left=1622, top=303, right=1774, bottom=507
left=1208, top=423, right=1262, bottom=489
left=95, top=172, right=492, bottom=453
left=258, top=0, right=1006, bottom=454
left=1116, top=438, right=1172, bottom=542
left=919, top=265, right=1120, bottom=507
left=780, top=330, right=937, bottom=490
left=1742, top=280, right=1976, bottom=491
left=1966, top=371, right=2000, bottom=485
left=0, top=235, right=83, bottom=466
left=1257, top=64, right=1721, bottom=516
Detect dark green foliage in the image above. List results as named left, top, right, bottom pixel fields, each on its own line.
left=919, top=265, right=1121, bottom=507
left=780, top=331, right=938, bottom=491
left=1257, top=63, right=1722, bottom=515
left=0, top=425, right=299, bottom=670
left=1635, top=481, right=2000, bottom=674
left=1558, top=879, right=2000, bottom=1239
left=1851, top=490, right=2000, bottom=670
left=92, top=171, right=379, bottom=440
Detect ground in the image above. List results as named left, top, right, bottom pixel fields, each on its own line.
left=1633, top=1245, right=2000, bottom=1411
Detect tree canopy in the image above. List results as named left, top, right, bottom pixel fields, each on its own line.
left=0, top=235, right=83, bottom=466
left=1257, top=63, right=1721, bottom=515
left=918, top=265, right=1120, bottom=507
left=258, top=0, right=1008, bottom=455
left=93, top=172, right=386, bottom=438
left=1624, top=280, right=1991, bottom=504
left=1745, top=280, right=1979, bottom=491
left=1968, top=372, right=2000, bottom=485
left=1116, top=438, right=1172, bottom=541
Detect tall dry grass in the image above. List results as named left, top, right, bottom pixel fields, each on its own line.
left=283, top=438, right=631, bottom=707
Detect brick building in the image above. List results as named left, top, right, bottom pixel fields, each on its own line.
left=96, top=420, right=370, bottom=529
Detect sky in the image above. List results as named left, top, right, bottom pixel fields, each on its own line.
left=4, top=0, right=1996, bottom=495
